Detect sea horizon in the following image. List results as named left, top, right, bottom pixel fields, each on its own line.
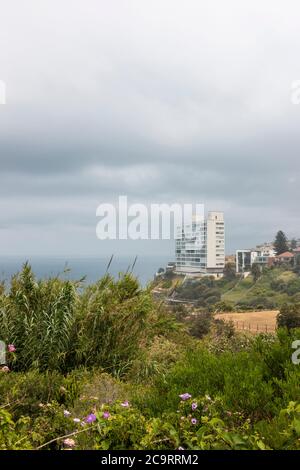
left=0, top=254, right=173, bottom=287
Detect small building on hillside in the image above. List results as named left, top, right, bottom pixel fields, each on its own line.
left=255, top=243, right=276, bottom=258
left=276, top=251, right=295, bottom=264
left=236, top=249, right=255, bottom=273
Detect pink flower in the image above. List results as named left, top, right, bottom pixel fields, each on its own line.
left=121, top=401, right=129, bottom=407
left=191, top=418, right=198, bottom=425
left=1, top=366, right=10, bottom=373
left=191, top=402, right=198, bottom=411
left=102, top=411, right=110, bottom=419
left=8, top=344, right=16, bottom=352
left=63, top=438, right=76, bottom=448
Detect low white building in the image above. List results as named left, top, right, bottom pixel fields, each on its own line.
left=255, top=243, right=276, bottom=258
left=236, top=243, right=276, bottom=273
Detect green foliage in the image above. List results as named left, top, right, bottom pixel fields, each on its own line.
left=175, top=278, right=221, bottom=307
left=277, top=304, right=300, bottom=329
left=137, top=329, right=300, bottom=421
left=274, top=230, right=289, bottom=255
left=0, top=265, right=176, bottom=376
left=86, top=397, right=300, bottom=450
left=94, top=403, right=147, bottom=449
left=214, top=300, right=234, bottom=312
left=236, top=296, right=276, bottom=311
left=128, top=335, right=183, bottom=382
left=223, top=263, right=236, bottom=281
left=188, top=312, right=212, bottom=339
left=0, top=263, right=77, bottom=371
left=74, top=274, right=153, bottom=375
left=0, top=409, right=32, bottom=450
left=0, top=265, right=300, bottom=450
left=0, top=327, right=299, bottom=449
left=271, top=277, right=300, bottom=296
left=0, top=369, right=84, bottom=420
left=251, top=263, right=261, bottom=282
left=293, top=254, right=300, bottom=275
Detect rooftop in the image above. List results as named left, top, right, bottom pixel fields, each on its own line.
left=277, top=251, right=294, bottom=258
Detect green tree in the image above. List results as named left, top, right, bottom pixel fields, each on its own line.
left=251, top=263, right=261, bottom=282
left=274, top=231, right=289, bottom=255
left=291, top=238, right=297, bottom=250
left=277, top=304, right=300, bottom=329
left=223, top=262, right=236, bottom=280
left=293, top=254, right=300, bottom=275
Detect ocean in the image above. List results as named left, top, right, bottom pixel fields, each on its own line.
left=0, top=255, right=172, bottom=287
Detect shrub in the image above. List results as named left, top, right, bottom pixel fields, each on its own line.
left=0, top=265, right=176, bottom=376
left=188, top=312, right=212, bottom=339
left=88, top=397, right=300, bottom=450
left=214, top=301, right=234, bottom=313
left=0, top=409, right=32, bottom=450
left=128, top=336, right=182, bottom=382
left=277, top=304, right=300, bottom=329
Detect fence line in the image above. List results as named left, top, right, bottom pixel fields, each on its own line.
left=229, top=320, right=276, bottom=333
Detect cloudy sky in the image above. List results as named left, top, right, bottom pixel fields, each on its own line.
left=0, top=0, right=300, bottom=257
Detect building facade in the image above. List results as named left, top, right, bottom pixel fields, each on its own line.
left=236, top=243, right=278, bottom=274
left=175, top=211, right=225, bottom=276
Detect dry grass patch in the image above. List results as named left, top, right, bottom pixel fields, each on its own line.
left=215, top=310, right=278, bottom=334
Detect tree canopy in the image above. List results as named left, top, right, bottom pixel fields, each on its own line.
left=274, top=230, right=289, bottom=255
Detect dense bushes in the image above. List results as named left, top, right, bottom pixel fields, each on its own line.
left=236, top=296, right=277, bottom=311
left=174, top=278, right=221, bottom=306
left=0, top=344, right=299, bottom=450
left=88, top=397, right=300, bottom=450
left=277, top=304, right=300, bottom=329
left=135, top=328, right=300, bottom=421
left=0, top=264, right=176, bottom=375
left=0, top=264, right=77, bottom=371
left=271, top=278, right=300, bottom=296
left=0, top=266, right=300, bottom=450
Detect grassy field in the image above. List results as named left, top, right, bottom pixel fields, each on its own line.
left=215, top=310, right=278, bottom=333
left=221, top=268, right=299, bottom=307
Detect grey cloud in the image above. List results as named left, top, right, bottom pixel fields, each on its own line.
left=0, top=0, right=300, bottom=256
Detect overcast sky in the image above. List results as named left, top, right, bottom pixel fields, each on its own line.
left=0, top=0, right=300, bottom=257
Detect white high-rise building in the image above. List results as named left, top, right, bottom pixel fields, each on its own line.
left=175, top=211, right=225, bottom=276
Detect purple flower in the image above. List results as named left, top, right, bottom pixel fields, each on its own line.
left=102, top=411, right=110, bottom=419
left=121, top=401, right=129, bottom=407
left=191, top=402, right=198, bottom=411
left=8, top=344, right=16, bottom=353
left=179, top=393, right=192, bottom=401
left=191, top=418, right=198, bottom=425
left=85, top=413, right=97, bottom=423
